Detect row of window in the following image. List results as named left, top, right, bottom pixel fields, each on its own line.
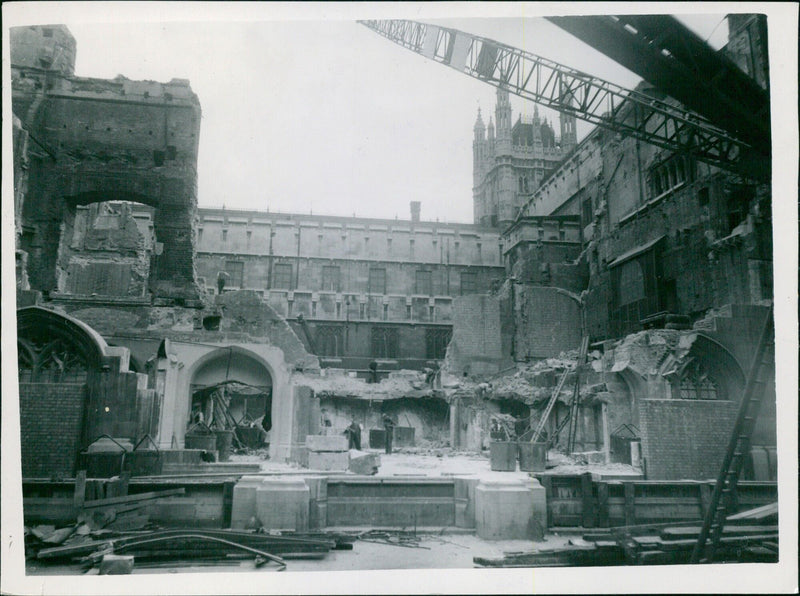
left=204, top=228, right=485, bottom=256
left=647, top=155, right=693, bottom=199
left=316, top=325, right=451, bottom=360
left=220, top=262, right=480, bottom=295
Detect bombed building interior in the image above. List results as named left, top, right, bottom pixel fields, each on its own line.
left=8, top=14, right=786, bottom=575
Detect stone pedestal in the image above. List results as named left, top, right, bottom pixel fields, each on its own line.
left=255, top=477, right=310, bottom=531
left=475, top=478, right=544, bottom=539
left=230, top=475, right=265, bottom=529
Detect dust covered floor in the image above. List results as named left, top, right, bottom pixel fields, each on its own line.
left=25, top=532, right=576, bottom=574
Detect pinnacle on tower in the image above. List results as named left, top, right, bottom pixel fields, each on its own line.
left=474, top=107, right=486, bottom=141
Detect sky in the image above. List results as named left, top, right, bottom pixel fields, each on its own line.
left=11, top=6, right=731, bottom=224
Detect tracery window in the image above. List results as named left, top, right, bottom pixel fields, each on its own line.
left=677, top=360, right=720, bottom=400
left=18, top=336, right=89, bottom=384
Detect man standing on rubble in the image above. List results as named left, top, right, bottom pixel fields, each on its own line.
left=382, top=413, right=396, bottom=454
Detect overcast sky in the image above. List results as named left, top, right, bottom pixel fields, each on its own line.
left=13, top=5, right=731, bottom=223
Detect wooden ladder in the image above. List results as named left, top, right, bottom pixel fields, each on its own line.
left=690, top=305, right=775, bottom=563
left=531, top=336, right=589, bottom=443
left=566, top=336, right=591, bottom=452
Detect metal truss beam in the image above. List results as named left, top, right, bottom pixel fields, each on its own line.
left=358, top=19, right=769, bottom=181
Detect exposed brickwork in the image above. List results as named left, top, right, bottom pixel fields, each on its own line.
left=19, top=383, right=86, bottom=477
left=639, top=398, right=737, bottom=480
left=512, top=285, right=582, bottom=360
left=448, top=295, right=509, bottom=375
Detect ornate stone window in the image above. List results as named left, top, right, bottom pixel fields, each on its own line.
left=316, top=325, right=344, bottom=357
left=676, top=359, right=721, bottom=401
left=18, top=335, right=89, bottom=384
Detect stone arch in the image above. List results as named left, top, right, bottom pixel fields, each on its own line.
left=186, top=346, right=276, bottom=440
left=673, top=333, right=747, bottom=402
left=16, top=306, right=109, bottom=476
left=17, top=305, right=110, bottom=372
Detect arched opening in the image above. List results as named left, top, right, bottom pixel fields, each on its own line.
left=16, top=306, right=108, bottom=477
left=188, top=348, right=274, bottom=450
left=56, top=197, right=157, bottom=298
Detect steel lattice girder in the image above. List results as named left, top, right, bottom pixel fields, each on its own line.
left=358, top=19, right=769, bottom=182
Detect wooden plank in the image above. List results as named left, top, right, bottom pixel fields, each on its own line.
left=597, top=482, right=609, bottom=528
left=118, top=472, right=130, bottom=497
left=623, top=482, right=636, bottom=526
left=74, top=471, right=86, bottom=508
left=222, top=481, right=235, bottom=528
left=541, top=475, right=553, bottom=528
left=581, top=472, right=594, bottom=528
left=82, top=488, right=185, bottom=509
left=699, top=483, right=712, bottom=518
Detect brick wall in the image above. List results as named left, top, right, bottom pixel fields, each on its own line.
left=448, top=295, right=507, bottom=375
left=19, top=383, right=86, bottom=477
left=639, top=398, right=737, bottom=480
left=511, top=285, right=583, bottom=360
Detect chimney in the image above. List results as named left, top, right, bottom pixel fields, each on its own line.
left=410, top=201, right=421, bottom=223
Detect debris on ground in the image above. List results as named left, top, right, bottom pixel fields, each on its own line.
left=473, top=504, right=779, bottom=567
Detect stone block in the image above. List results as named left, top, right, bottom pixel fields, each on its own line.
left=348, top=450, right=380, bottom=475
left=255, top=477, right=310, bottom=531
left=308, top=450, right=349, bottom=471
left=475, top=479, right=543, bottom=540
left=304, top=476, right=328, bottom=530
left=99, top=554, right=134, bottom=575
left=453, top=476, right=479, bottom=528
left=306, top=434, right=348, bottom=452
left=230, top=475, right=265, bottom=530
left=525, top=477, right=548, bottom=534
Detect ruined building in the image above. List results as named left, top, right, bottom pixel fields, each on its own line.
left=12, top=17, right=776, bottom=484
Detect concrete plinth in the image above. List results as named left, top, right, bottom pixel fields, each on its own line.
left=304, top=476, right=328, bottom=530
left=475, top=479, right=543, bottom=540
left=454, top=477, right=478, bottom=528
left=308, top=450, right=349, bottom=471
left=230, top=475, right=266, bottom=530
left=255, top=477, right=310, bottom=531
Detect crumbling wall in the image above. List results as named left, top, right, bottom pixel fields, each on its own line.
left=12, top=29, right=203, bottom=303
left=63, top=203, right=151, bottom=297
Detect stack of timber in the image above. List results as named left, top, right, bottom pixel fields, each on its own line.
left=474, top=503, right=778, bottom=567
